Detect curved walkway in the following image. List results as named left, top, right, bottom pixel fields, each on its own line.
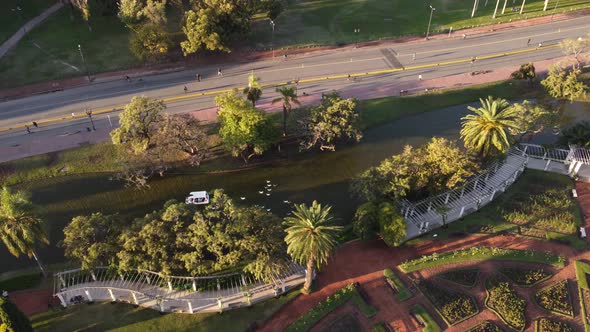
left=0, top=2, right=64, bottom=59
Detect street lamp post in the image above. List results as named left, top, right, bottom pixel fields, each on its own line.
left=354, top=28, right=360, bottom=48
left=270, top=20, right=275, bottom=58
left=86, top=110, right=95, bottom=131
left=426, top=5, right=436, bottom=40
left=12, top=6, right=26, bottom=34
left=550, top=0, right=560, bottom=21
left=78, top=44, right=91, bottom=82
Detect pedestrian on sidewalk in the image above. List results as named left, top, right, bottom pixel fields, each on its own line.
left=538, top=42, right=543, bottom=48
left=217, top=68, right=223, bottom=76
left=347, top=74, right=351, bottom=81
left=527, top=38, right=531, bottom=46
left=196, top=73, right=201, bottom=82
left=184, top=86, right=188, bottom=93
left=25, top=125, right=30, bottom=134
left=462, top=34, right=466, bottom=39
left=32, top=121, right=38, bottom=128
left=418, top=74, right=423, bottom=81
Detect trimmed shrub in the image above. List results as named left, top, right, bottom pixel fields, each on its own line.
left=485, top=277, right=526, bottom=331
left=536, top=317, right=573, bottom=332
left=436, top=268, right=479, bottom=287
left=418, top=280, right=478, bottom=325
left=535, top=280, right=574, bottom=317
left=465, top=320, right=502, bottom=332
left=499, top=267, right=552, bottom=287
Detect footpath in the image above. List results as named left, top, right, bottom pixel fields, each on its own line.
left=0, top=55, right=568, bottom=164
left=1, top=7, right=589, bottom=101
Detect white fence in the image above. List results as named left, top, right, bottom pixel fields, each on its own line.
left=53, top=264, right=305, bottom=313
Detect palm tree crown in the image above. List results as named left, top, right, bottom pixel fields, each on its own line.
left=460, top=96, right=521, bottom=158
left=0, top=187, right=49, bottom=276
left=272, top=86, right=301, bottom=136
left=284, top=201, right=341, bottom=293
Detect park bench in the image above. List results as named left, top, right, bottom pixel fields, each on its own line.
left=384, top=277, right=397, bottom=293
left=573, top=189, right=578, bottom=198
left=581, top=227, right=587, bottom=238
left=410, top=310, right=426, bottom=327
left=228, top=302, right=241, bottom=309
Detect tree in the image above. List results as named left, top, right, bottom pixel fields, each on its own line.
left=215, top=90, right=279, bottom=162
left=0, top=297, right=32, bottom=332
left=110, top=96, right=165, bottom=154
left=509, top=100, right=559, bottom=142
left=559, top=121, right=590, bottom=148
left=141, top=0, right=167, bottom=26
left=63, top=213, right=123, bottom=270
left=0, top=187, right=48, bottom=277
left=284, top=201, right=342, bottom=294
left=181, top=1, right=251, bottom=55
left=118, top=0, right=143, bottom=28
left=243, top=73, right=263, bottom=106
left=70, top=0, right=91, bottom=30
left=129, top=24, right=171, bottom=62
left=272, top=86, right=301, bottom=136
left=352, top=138, right=479, bottom=202
left=352, top=202, right=380, bottom=240
left=154, top=113, right=209, bottom=166
left=559, top=34, right=590, bottom=68
left=541, top=65, right=588, bottom=103
left=300, top=93, right=362, bottom=151
left=265, top=0, right=284, bottom=20
left=510, top=63, right=536, bottom=85
left=460, top=96, right=521, bottom=158
left=378, top=202, right=406, bottom=247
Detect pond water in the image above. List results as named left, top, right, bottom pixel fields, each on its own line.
left=3, top=101, right=589, bottom=273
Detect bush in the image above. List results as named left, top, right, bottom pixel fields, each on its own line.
left=465, top=320, right=502, bottom=332
left=535, top=280, right=574, bottom=317
left=383, top=269, right=412, bottom=301
left=536, top=317, right=573, bottom=332
left=398, top=247, right=565, bottom=273
left=285, top=284, right=377, bottom=332
left=485, top=277, right=526, bottom=331
left=436, top=268, right=479, bottom=287
left=499, top=267, right=552, bottom=287
left=418, top=280, right=478, bottom=325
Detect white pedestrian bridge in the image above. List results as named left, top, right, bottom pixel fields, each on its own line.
left=53, top=144, right=590, bottom=313
left=53, top=263, right=305, bottom=314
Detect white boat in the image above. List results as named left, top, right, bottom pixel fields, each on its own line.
left=185, top=191, right=210, bottom=205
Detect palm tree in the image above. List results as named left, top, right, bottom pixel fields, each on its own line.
left=284, top=201, right=342, bottom=294
left=272, top=86, right=301, bottom=136
left=460, top=96, right=521, bottom=158
left=0, top=187, right=49, bottom=277
left=243, top=73, right=262, bottom=106
left=559, top=121, right=590, bottom=148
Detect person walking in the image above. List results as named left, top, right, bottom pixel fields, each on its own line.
left=184, top=86, right=188, bottom=93
left=217, top=68, right=223, bottom=77
left=418, top=74, right=423, bottom=81
left=196, top=73, right=201, bottom=82
left=25, top=125, right=31, bottom=134
left=527, top=38, right=531, bottom=46
left=32, top=121, right=38, bottom=128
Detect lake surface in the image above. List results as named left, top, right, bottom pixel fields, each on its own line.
left=3, top=101, right=588, bottom=273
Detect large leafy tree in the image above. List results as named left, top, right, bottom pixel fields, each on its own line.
left=509, top=100, right=559, bottom=142
left=0, top=297, right=32, bottom=332
left=0, top=187, right=49, bottom=277
left=559, top=121, right=590, bottom=148
left=352, top=138, right=479, bottom=202
left=215, top=90, right=279, bottom=162
left=272, top=86, right=301, bottom=136
left=110, top=96, right=165, bottom=154
left=460, top=96, right=521, bottom=158
left=181, top=0, right=252, bottom=55
left=62, top=213, right=124, bottom=270
left=559, top=35, right=590, bottom=69
left=352, top=201, right=406, bottom=245
left=284, top=201, right=342, bottom=294
left=154, top=113, right=209, bottom=166
left=300, top=93, right=362, bottom=151
left=541, top=65, right=588, bottom=103
left=129, top=24, right=171, bottom=62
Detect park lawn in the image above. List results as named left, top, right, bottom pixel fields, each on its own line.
left=406, top=169, right=587, bottom=250
left=31, top=290, right=299, bottom=332
left=250, top=0, right=590, bottom=48
left=0, top=0, right=57, bottom=44
left=0, top=7, right=138, bottom=88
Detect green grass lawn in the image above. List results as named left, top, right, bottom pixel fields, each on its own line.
left=251, top=0, right=590, bottom=48
left=32, top=290, right=299, bottom=332
left=0, top=0, right=56, bottom=44
left=406, top=169, right=587, bottom=250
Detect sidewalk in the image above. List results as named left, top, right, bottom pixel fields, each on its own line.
left=1, top=7, right=588, bottom=101
left=0, top=56, right=566, bottom=164
left=0, top=2, right=64, bottom=59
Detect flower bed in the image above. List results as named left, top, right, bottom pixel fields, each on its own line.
left=465, top=320, right=503, bottom=332
left=285, top=284, right=377, bottom=332
left=576, top=261, right=590, bottom=330
left=398, top=247, right=565, bottom=273
left=436, top=268, right=479, bottom=288
left=383, top=268, right=412, bottom=301
left=535, top=280, right=574, bottom=317
left=485, top=277, right=526, bottom=331
left=499, top=267, right=552, bottom=287
left=418, top=280, right=478, bottom=326
left=535, top=318, right=573, bottom=332
left=410, top=304, right=441, bottom=332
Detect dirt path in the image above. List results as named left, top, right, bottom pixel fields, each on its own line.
left=8, top=288, right=58, bottom=316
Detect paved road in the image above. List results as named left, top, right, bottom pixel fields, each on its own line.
left=0, top=16, right=589, bottom=142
